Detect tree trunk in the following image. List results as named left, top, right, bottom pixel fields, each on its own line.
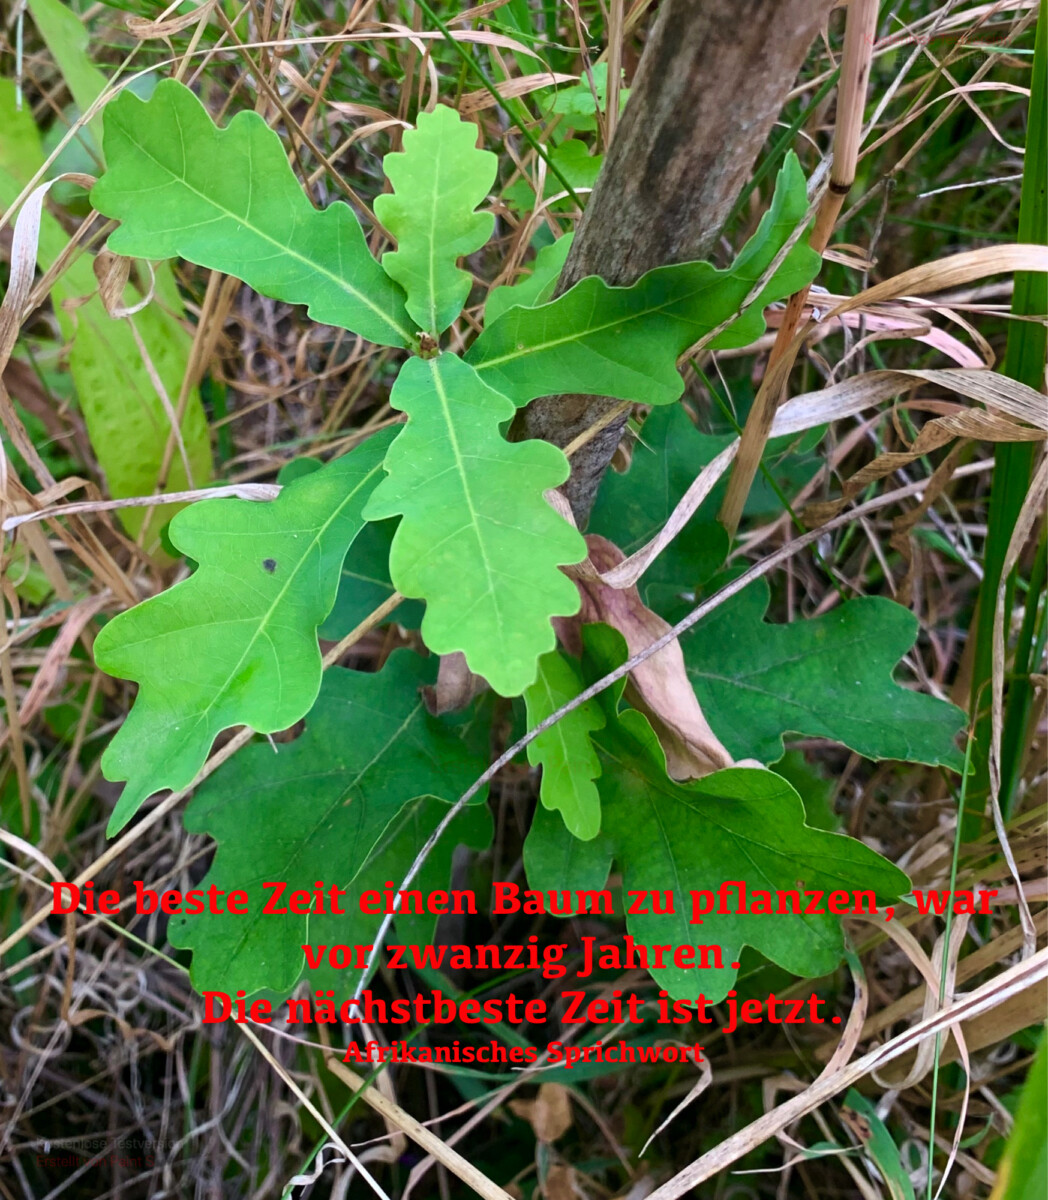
left=517, top=0, right=838, bottom=522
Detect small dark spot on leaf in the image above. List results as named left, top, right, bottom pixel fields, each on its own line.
left=841, top=1108, right=872, bottom=1143
left=262, top=558, right=277, bottom=573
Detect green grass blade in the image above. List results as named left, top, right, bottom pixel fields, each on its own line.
left=965, top=0, right=1047, bottom=832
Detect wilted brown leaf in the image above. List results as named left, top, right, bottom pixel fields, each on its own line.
left=509, top=1083, right=574, bottom=1143
left=573, top=535, right=733, bottom=779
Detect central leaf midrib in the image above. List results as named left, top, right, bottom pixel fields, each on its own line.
left=431, top=359, right=506, bottom=640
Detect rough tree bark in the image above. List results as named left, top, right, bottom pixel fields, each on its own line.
left=516, top=0, right=838, bottom=522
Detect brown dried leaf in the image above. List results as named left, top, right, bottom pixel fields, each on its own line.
left=576, top=536, right=733, bottom=779
left=5, top=590, right=109, bottom=742
left=804, top=404, right=1043, bottom=525
left=509, top=1083, right=573, bottom=1143
left=126, top=1, right=216, bottom=39
left=542, top=1164, right=578, bottom=1200
left=422, top=652, right=486, bottom=715
left=461, top=72, right=577, bottom=114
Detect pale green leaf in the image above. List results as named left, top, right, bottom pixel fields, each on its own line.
left=65, top=298, right=212, bottom=544
left=0, top=78, right=210, bottom=547
left=502, top=140, right=601, bottom=212
left=523, top=650, right=604, bottom=839
left=169, top=654, right=489, bottom=995
left=548, top=64, right=630, bottom=131
left=363, top=354, right=586, bottom=696
left=585, top=623, right=910, bottom=1002
left=95, top=430, right=393, bottom=834
left=28, top=0, right=108, bottom=147
left=465, top=152, right=819, bottom=406
left=681, top=578, right=966, bottom=769
left=375, top=104, right=496, bottom=334
left=91, top=79, right=413, bottom=348
left=485, top=233, right=573, bottom=324
left=14, top=15, right=210, bottom=540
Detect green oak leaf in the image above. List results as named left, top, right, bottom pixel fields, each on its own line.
left=375, top=104, right=496, bottom=335
left=589, top=406, right=730, bottom=611
left=363, top=353, right=586, bottom=696
left=523, top=650, right=605, bottom=840
left=774, top=751, right=840, bottom=832
left=91, top=79, right=412, bottom=348
left=584, top=624, right=910, bottom=1002
left=485, top=233, right=573, bottom=324
left=95, top=429, right=393, bottom=834
left=523, top=802, right=613, bottom=900
left=305, top=793, right=493, bottom=995
left=681, top=578, right=966, bottom=769
left=169, top=653, right=488, bottom=996
left=548, top=64, right=630, bottom=131
left=465, top=152, right=819, bottom=406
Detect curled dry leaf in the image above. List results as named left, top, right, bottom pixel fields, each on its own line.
left=571, top=535, right=734, bottom=780
left=0, top=172, right=94, bottom=484
left=508, top=1083, right=573, bottom=1143
left=423, top=652, right=487, bottom=715
left=804, top=402, right=1043, bottom=525
left=5, top=590, right=110, bottom=742
left=461, top=72, right=577, bottom=114
left=126, top=0, right=217, bottom=38
left=776, top=301, right=987, bottom=367
left=92, top=250, right=155, bottom=319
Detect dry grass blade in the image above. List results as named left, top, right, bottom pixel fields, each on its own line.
left=461, top=71, right=576, bottom=112
left=720, top=0, right=879, bottom=535
left=644, top=948, right=1048, bottom=1198
left=0, top=175, right=93, bottom=485
left=326, top=1056, right=515, bottom=1200
left=2, top=483, right=282, bottom=532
